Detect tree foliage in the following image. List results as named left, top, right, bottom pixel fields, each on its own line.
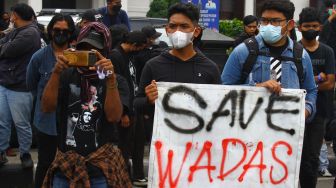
left=147, top=0, right=180, bottom=18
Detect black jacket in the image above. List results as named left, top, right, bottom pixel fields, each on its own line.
left=0, top=23, right=41, bottom=91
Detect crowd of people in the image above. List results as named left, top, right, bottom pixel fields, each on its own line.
left=0, top=0, right=336, bottom=188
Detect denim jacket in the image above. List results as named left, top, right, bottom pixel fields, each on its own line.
left=26, top=44, right=57, bottom=135
left=221, top=34, right=317, bottom=121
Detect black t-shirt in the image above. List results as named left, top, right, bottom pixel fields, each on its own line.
left=56, top=69, right=129, bottom=155
left=307, top=42, right=335, bottom=118
left=266, top=39, right=289, bottom=57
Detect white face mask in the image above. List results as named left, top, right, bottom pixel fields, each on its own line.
left=168, top=30, right=194, bottom=49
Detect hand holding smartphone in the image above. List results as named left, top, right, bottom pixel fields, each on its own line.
left=63, top=50, right=97, bottom=67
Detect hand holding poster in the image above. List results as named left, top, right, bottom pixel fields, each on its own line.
left=148, top=82, right=306, bottom=188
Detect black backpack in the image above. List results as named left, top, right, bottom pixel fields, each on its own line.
left=239, top=37, right=304, bottom=87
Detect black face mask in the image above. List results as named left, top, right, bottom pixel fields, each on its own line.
left=112, top=5, right=122, bottom=13
left=53, top=32, right=69, bottom=46
left=302, top=30, right=319, bottom=41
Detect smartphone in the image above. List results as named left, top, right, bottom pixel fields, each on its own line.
left=63, top=50, right=97, bottom=67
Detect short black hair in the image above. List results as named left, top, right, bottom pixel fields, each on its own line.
left=47, top=14, right=75, bottom=40
left=260, top=0, right=295, bottom=20
left=81, top=9, right=97, bottom=22
left=11, top=3, right=35, bottom=21
left=243, top=15, right=258, bottom=26
left=299, top=7, right=321, bottom=25
left=324, top=0, right=335, bottom=8
left=168, top=3, right=200, bottom=24
left=110, top=24, right=129, bottom=48
left=124, top=31, right=147, bottom=46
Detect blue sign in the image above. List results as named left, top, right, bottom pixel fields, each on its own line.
left=181, top=0, right=219, bottom=32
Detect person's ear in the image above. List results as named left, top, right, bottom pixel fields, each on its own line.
left=193, top=26, right=201, bottom=38
left=287, top=19, right=295, bottom=31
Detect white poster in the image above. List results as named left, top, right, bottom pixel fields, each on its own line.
left=148, top=82, right=306, bottom=188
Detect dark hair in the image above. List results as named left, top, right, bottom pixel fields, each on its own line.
left=168, top=3, right=200, bottom=24
left=11, top=3, right=35, bottom=21
left=243, top=15, right=258, bottom=26
left=260, top=0, right=295, bottom=20
left=299, top=7, right=321, bottom=25
left=124, top=31, right=147, bottom=46
left=109, top=24, right=129, bottom=49
left=47, top=14, right=75, bottom=40
left=81, top=9, right=97, bottom=22
left=324, top=0, right=335, bottom=8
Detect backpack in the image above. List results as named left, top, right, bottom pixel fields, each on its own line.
left=239, top=37, right=304, bottom=87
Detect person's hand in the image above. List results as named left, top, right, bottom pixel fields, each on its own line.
left=328, top=9, right=336, bottom=22
left=53, top=55, right=69, bottom=75
left=256, top=80, right=281, bottom=95
left=319, top=72, right=327, bottom=82
left=120, top=114, right=130, bottom=127
left=145, top=80, right=158, bottom=104
left=305, top=109, right=310, bottom=119
left=90, top=50, right=114, bottom=79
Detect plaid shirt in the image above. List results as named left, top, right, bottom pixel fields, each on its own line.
left=42, top=143, right=132, bottom=188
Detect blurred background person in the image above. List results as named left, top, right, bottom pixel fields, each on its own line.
left=234, top=15, right=258, bottom=47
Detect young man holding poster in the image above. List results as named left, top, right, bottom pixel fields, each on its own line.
left=134, top=2, right=221, bottom=186
left=221, top=0, right=317, bottom=187
left=298, top=7, right=335, bottom=186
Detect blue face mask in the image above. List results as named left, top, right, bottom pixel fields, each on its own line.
left=259, top=24, right=286, bottom=44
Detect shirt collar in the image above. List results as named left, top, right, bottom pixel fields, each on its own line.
left=255, top=34, right=294, bottom=52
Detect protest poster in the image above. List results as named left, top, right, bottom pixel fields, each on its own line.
left=148, top=82, right=306, bottom=188
left=181, top=0, right=220, bottom=31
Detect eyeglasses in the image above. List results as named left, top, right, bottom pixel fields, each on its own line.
left=52, top=28, right=70, bottom=34
left=259, top=18, right=287, bottom=26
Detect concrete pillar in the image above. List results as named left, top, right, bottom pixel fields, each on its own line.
left=121, top=0, right=128, bottom=13
left=92, top=0, right=106, bottom=9
left=244, top=0, right=255, bottom=16
left=27, top=0, right=42, bottom=13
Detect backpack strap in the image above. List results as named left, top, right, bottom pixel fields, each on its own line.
left=240, top=37, right=259, bottom=84
left=279, top=42, right=304, bottom=87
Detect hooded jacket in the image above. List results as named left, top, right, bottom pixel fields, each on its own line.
left=0, top=22, right=41, bottom=91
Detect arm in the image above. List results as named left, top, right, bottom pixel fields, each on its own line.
left=317, top=47, right=336, bottom=91
left=301, top=51, right=318, bottom=121
left=95, top=51, right=123, bottom=123
left=122, top=11, right=131, bottom=31
left=134, top=62, right=154, bottom=108
left=0, top=29, right=38, bottom=58
left=221, top=44, right=245, bottom=85
left=320, top=10, right=336, bottom=43
left=41, top=55, right=69, bottom=113
left=316, top=73, right=335, bottom=91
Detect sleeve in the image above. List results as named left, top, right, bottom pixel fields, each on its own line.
left=324, top=46, right=336, bottom=75
left=26, top=51, right=41, bottom=92
left=116, top=74, right=130, bottom=112
left=221, top=43, right=247, bottom=85
left=301, top=50, right=317, bottom=122
left=134, top=61, right=154, bottom=109
left=121, top=11, right=131, bottom=31
left=319, top=20, right=332, bottom=44
left=0, top=29, right=39, bottom=58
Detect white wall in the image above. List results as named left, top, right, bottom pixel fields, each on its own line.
left=127, top=0, right=150, bottom=17
left=244, top=0, right=255, bottom=17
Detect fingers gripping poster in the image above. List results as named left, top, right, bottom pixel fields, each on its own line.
left=148, top=82, right=306, bottom=188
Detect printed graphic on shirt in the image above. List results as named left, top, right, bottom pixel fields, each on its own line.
left=65, top=84, right=102, bottom=150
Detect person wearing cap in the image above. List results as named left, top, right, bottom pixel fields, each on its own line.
left=109, top=31, right=147, bottom=179
left=97, top=0, right=131, bottom=30
left=26, top=13, right=75, bottom=188
left=40, top=22, right=132, bottom=188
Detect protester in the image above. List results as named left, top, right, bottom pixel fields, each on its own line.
left=109, top=30, right=147, bottom=179
left=97, top=0, right=130, bottom=30
left=79, top=9, right=98, bottom=28
left=221, top=1, right=317, bottom=186
left=109, top=24, right=129, bottom=49
left=41, top=22, right=132, bottom=188
left=234, top=15, right=259, bottom=47
left=26, top=14, right=75, bottom=188
left=298, top=7, right=335, bottom=185
left=0, top=3, right=41, bottom=169
left=0, top=12, right=10, bottom=31
left=320, top=0, right=336, bottom=60
left=133, top=3, right=221, bottom=185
